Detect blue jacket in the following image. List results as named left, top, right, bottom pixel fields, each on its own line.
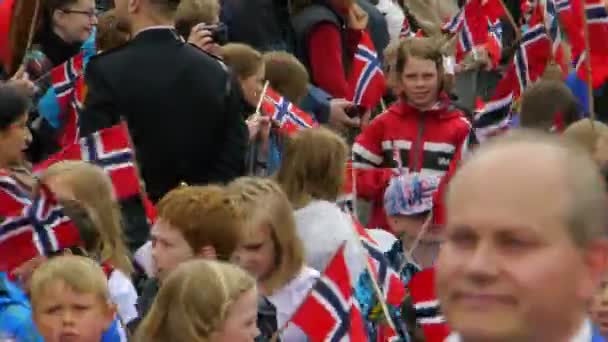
left=0, top=273, right=43, bottom=342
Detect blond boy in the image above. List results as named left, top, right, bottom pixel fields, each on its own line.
left=30, top=256, right=116, bottom=342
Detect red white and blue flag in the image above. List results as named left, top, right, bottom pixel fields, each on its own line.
left=512, top=22, right=551, bottom=96
left=35, top=123, right=141, bottom=200
left=575, top=0, right=608, bottom=88
left=262, top=87, right=317, bottom=135
left=0, top=184, right=81, bottom=273
left=0, top=172, right=31, bottom=218
left=50, top=52, right=84, bottom=112
left=473, top=92, right=513, bottom=143
left=290, top=243, right=367, bottom=342
left=349, top=31, right=386, bottom=110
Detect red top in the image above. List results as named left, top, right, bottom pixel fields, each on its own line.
left=307, top=22, right=362, bottom=98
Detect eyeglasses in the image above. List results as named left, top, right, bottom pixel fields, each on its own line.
left=61, top=8, right=98, bottom=18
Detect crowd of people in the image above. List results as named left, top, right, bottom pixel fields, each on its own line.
left=2, top=0, right=608, bottom=341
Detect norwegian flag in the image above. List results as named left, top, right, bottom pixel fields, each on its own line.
left=400, top=16, right=413, bottom=38
left=575, top=0, right=608, bottom=88
left=0, top=184, right=81, bottom=273
left=58, top=75, right=86, bottom=149
left=352, top=216, right=406, bottom=307
left=35, top=123, right=141, bottom=200
left=349, top=31, right=386, bottom=110
left=290, top=243, right=367, bottom=342
left=0, top=172, right=31, bottom=218
left=50, top=52, right=84, bottom=112
left=442, top=6, right=465, bottom=34
left=442, top=0, right=489, bottom=63
left=556, top=0, right=571, bottom=12
left=408, top=268, right=450, bottom=342
left=261, top=87, right=316, bottom=135
left=510, top=22, right=551, bottom=97
left=544, top=0, right=563, bottom=55
left=473, top=92, right=513, bottom=143
left=486, top=18, right=503, bottom=67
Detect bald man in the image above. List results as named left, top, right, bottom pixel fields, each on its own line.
left=437, top=130, right=608, bottom=342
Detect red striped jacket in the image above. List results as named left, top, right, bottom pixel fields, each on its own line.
left=352, top=96, right=473, bottom=230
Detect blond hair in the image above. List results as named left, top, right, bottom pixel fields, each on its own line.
left=563, top=119, right=608, bottom=157
left=40, top=161, right=133, bottom=275
left=226, top=177, right=305, bottom=294
left=263, top=51, right=310, bottom=103
left=276, top=127, right=348, bottom=209
left=156, top=185, right=243, bottom=261
left=221, top=43, right=264, bottom=79
left=30, top=255, right=111, bottom=308
left=134, top=259, right=256, bottom=342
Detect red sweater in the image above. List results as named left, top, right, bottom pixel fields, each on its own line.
left=308, top=23, right=362, bottom=98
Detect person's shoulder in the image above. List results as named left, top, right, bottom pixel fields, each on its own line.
left=86, top=43, right=131, bottom=73
left=179, top=44, right=229, bottom=74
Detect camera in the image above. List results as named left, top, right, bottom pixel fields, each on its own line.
left=200, top=23, right=228, bottom=46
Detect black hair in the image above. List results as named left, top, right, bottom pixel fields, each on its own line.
left=0, top=85, right=30, bottom=131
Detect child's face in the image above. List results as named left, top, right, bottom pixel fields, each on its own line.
left=33, top=281, right=115, bottom=342
left=232, top=224, right=277, bottom=288
left=389, top=214, right=442, bottom=243
left=211, top=287, right=260, bottom=342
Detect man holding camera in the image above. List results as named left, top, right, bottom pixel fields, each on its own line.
left=80, top=0, right=248, bottom=203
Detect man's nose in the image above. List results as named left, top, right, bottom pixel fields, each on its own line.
left=465, top=241, right=500, bottom=283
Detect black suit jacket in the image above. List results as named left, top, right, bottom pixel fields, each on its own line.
left=80, top=28, right=247, bottom=202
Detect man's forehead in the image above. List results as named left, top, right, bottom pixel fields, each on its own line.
left=447, top=143, right=569, bottom=222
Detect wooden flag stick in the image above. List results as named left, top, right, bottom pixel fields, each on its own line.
left=25, top=0, right=40, bottom=53
left=580, top=0, right=596, bottom=122
left=255, top=81, right=270, bottom=117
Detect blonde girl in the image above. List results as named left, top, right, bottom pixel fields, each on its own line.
left=133, top=259, right=259, bottom=342
left=227, top=176, right=318, bottom=341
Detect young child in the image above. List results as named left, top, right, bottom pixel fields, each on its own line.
left=227, top=177, right=318, bottom=341
left=384, top=173, right=442, bottom=279
left=30, top=255, right=117, bottom=342
left=131, top=185, right=243, bottom=331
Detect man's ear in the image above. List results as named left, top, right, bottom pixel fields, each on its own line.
left=580, top=239, right=608, bottom=300
left=198, top=245, right=217, bottom=260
